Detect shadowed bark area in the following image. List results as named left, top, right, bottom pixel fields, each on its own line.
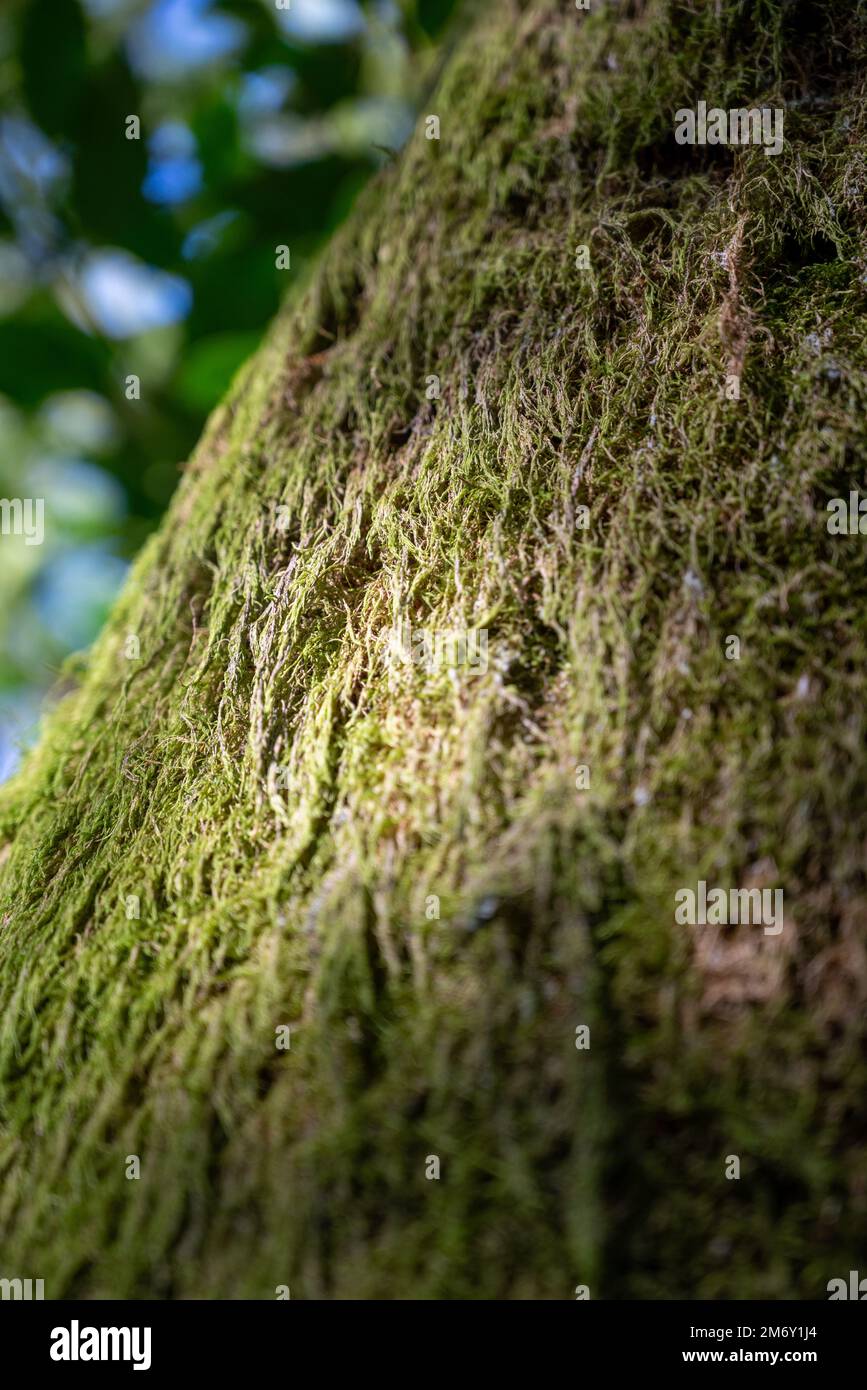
left=1, top=0, right=866, bottom=1298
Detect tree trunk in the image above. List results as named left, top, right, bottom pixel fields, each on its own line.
left=1, top=0, right=865, bottom=1299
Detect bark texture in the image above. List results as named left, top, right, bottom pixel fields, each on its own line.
left=1, top=0, right=866, bottom=1298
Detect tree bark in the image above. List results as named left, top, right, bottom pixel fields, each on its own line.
left=1, top=0, right=866, bottom=1298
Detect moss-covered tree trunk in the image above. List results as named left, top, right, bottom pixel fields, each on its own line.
left=1, top=0, right=866, bottom=1299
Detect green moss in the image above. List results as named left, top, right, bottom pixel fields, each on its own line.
left=1, top=0, right=866, bottom=1298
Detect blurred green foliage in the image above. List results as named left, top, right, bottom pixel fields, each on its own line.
left=0, top=0, right=456, bottom=773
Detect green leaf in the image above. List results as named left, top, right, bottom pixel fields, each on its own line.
left=173, top=330, right=261, bottom=412
left=0, top=313, right=109, bottom=405
left=70, top=57, right=177, bottom=263
left=21, top=0, right=87, bottom=137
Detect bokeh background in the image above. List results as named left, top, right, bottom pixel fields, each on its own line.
left=0, top=0, right=457, bottom=778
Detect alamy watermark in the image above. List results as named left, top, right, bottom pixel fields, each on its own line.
left=675, top=101, right=784, bottom=157
left=50, top=1320, right=151, bottom=1371
left=826, top=491, right=867, bottom=535
left=827, top=1271, right=867, bottom=1299
left=675, top=880, right=784, bottom=936
left=0, top=1276, right=44, bottom=1299
left=0, top=497, right=44, bottom=546
left=386, top=620, right=488, bottom=676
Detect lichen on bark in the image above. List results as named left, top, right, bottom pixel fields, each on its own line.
left=1, top=0, right=866, bottom=1298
